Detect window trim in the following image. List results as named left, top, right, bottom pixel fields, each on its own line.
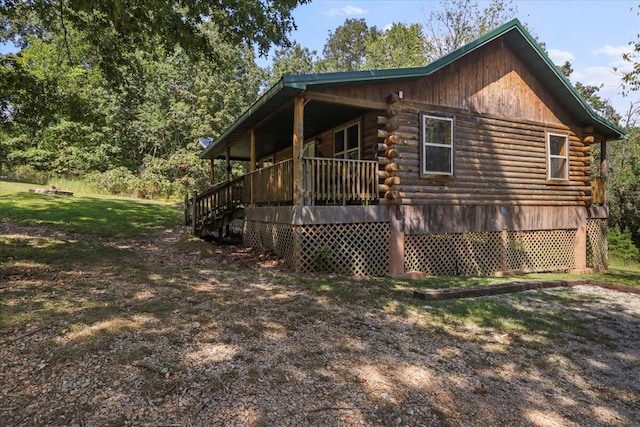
left=333, top=121, right=361, bottom=160
left=546, top=132, right=569, bottom=181
left=420, top=113, right=454, bottom=176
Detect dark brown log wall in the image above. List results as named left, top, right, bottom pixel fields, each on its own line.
left=385, top=103, right=589, bottom=206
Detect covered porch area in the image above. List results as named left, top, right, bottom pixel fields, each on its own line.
left=184, top=85, right=392, bottom=275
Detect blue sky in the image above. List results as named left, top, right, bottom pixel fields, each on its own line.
left=281, top=0, right=640, bottom=119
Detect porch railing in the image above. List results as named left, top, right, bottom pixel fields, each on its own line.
left=302, top=157, right=378, bottom=205
left=186, top=157, right=379, bottom=236
left=184, top=175, right=244, bottom=235
left=244, top=159, right=294, bottom=205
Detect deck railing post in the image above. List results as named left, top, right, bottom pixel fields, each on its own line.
left=184, top=194, right=189, bottom=226
left=192, top=191, right=198, bottom=236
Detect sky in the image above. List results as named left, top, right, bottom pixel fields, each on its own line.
left=2, top=0, right=638, bottom=119
left=276, top=0, right=640, bottom=120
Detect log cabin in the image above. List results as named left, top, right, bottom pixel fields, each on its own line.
left=187, top=19, right=625, bottom=276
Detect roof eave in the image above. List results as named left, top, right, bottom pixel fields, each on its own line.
left=200, top=79, right=304, bottom=160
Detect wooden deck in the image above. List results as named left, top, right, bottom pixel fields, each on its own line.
left=186, top=158, right=379, bottom=237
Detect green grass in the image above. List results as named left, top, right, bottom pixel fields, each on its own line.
left=0, top=180, right=182, bottom=238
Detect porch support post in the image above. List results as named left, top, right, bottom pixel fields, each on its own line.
left=573, top=224, right=587, bottom=272
left=293, top=96, right=305, bottom=207
left=209, top=159, right=215, bottom=185
left=225, top=147, right=231, bottom=181
left=250, top=128, right=256, bottom=206
left=600, top=140, right=607, bottom=179
left=389, top=231, right=405, bottom=275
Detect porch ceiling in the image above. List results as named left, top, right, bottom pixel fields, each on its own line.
left=215, top=99, right=372, bottom=161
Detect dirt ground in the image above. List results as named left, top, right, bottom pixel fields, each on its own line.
left=1, top=223, right=639, bottom=426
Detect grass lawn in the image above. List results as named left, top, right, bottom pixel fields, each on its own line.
left=0, top=180, right=182, bottom=238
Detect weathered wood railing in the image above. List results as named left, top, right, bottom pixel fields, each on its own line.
left=591, top=176, right=605, bottom=205
left=185, top=175, right=244, bottom=236
left=243, top=159, right=294, bottom=205
left=302, top=157, right=378, bottom=205
left=186, top=157, right=379, bottom=236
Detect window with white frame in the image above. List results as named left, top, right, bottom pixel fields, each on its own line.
left=422, top=114, right=453, bottom=175
left=547, top=133, right=568, bottom=180
left=334, top=122, right=360, bottom=160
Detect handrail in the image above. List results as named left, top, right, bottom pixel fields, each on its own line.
left=185, top=156, right=380, bottom=234
left=244, top=159, right=294, bottom=205
left=185, top=175, right=244, bottom=234
left=302, top=157, right=378, bottom=205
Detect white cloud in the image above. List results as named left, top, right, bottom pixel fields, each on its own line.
left=324, top=5, right=369, bottom=16
left=592, top=44, right=632, bottom=58
left=547, top=48, right=575, bottom=65
left=572, top=66, right=621, bottom=89
left=382, top=23, right=393, bottom=32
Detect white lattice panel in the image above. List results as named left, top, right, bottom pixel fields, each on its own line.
left=587, top=219, right=608, bottom=271
left=243, top=221, right=295, bottom=267
left=295, top=222, right=389, bottom=276
left=405, top=229, right=577, bottom=276
left=506, top=230, right=576, bottom=272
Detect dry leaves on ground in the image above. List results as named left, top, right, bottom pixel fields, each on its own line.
left=1, top=222, right=639, bottom=426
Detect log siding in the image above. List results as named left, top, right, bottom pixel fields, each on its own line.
left=386, top=106, right=589, bottom=207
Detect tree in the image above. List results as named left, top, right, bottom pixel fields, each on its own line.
left=608, top=127, right=640, bottom=237
left=0, top=22, right=265, bottom=177
left=317, top=18, right=381, bottom=72
left=422, top=0, right=518, bottom=60
left=1, top=0, right=308, bottom=82
left=267, top=42, right=317, bottom=87
left=559, top=61, right=621, bottom=124
left=364, top=23, right=427, bottom=70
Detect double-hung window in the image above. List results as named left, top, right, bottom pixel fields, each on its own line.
left=547, top=133, right=568, bottom=181
left=422, top=114, right=454, bottom=175
left=334, top=122, right=360, bottom=160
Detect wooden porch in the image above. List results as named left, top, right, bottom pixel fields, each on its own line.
left=185, top=157, right=379, bottom=237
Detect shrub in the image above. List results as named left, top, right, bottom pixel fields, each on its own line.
left=8, top=165, right=49, bottom=185
left=138, top=150, right=210, bottom=200
left=608, top=226, right=640, bottom=262
left=87, top=167, right=139, bottom=196
left=83, top=150, right=210, bottom=200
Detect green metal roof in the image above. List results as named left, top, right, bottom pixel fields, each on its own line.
left=201, top=18, right=625, bottom=160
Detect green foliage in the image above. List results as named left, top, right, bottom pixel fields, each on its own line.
left=317, top=18, right=381, bottom=72
left=87, top=167, right=139, bottom=197
left=608, top=226, right=640, bottom=262
left=574, top=82, right=621, bottom=124
left=1, top=0, right=308, bottom=84
left=138, top=150, right=210, bottom=199
left=268, top=42, right=317, bottom=86
left=364, top=23, right=427, bottom=70
left=86, top=150, right=210, bottom=200
left=1, top=21, right=264, bottom=181
left=4, top=165, right=49, bottom=185
left=608, top=127, right=640, bottom=235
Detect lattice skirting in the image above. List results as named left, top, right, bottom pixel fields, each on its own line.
left=404, top=229, right=577, bottom=276
left=243, top=221, right=296, bottom=267
left=244, top=221, right=389, bottom=276
left=586, top=219, right=608, bottom=271
left=245, top=220, right=600, bottom=277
